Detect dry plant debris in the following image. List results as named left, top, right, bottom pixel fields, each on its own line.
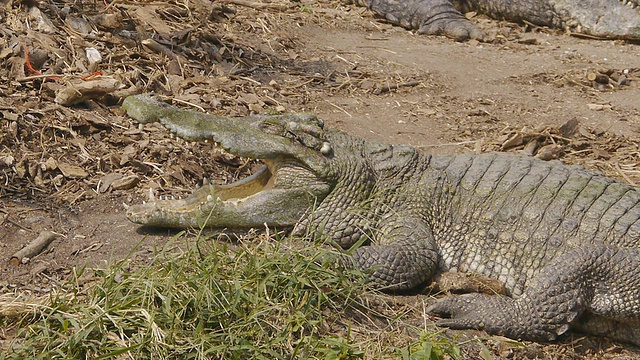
left=563, top=67, right=637, bottom=91
left=470, top=118, right=640, bottom=186
left=2, top=0, right=640, bottom=358
left=0, top=0, right=429, bottom=206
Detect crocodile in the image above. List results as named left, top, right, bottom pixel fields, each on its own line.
left=345, top=0, right=640, bottom=40
left=122, top=94, right=640, bottom=345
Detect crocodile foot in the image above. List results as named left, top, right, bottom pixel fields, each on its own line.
left=427, top=293, right=567, bottom=342
left=417, top=18, right=484, bottom=41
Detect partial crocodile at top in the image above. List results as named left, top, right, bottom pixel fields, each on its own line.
left=122, top=94, right=640, bottom=346
left=345, top=0, right=640, bottom=40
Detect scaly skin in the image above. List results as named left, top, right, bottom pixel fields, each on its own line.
left=123, top=94, right=640, bottom=345
left=345, top=0, right=640, bottom=40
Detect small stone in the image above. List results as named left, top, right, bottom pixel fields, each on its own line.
left=467, top=39, right=480, bottom=47
left=269, top=80, right=281, bottom=89
left=99, top=173, right=124, bottom=193
left=522, top=140, right=537, bottom=156
left=1, top=111, right=18, bottom=121
left=0, top=154, right=14, bottom=167
left=536, top=144, right=564, bottom=161
left=92, top=13, right=122, bottom=30
left=587, top=103, right=612, bottom=111
left=592, top=148, right=611, bottom=160
left=42, top=157, right=58, bottom=172
left=52, top=174, right=64, bottom=186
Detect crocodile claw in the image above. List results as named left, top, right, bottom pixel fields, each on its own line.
left=418, top=18, right=484, bottom=41
left=427, top=293, right=568, bottom=342
left=426, top=293, right=489, bottom=329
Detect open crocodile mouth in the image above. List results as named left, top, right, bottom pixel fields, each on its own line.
left=126, top=158, right=276, bottom=222
left=124, top=151, right=329, bottom=229
left=173, top=160, right=272, bottom=206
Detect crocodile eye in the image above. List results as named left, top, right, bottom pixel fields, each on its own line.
left=320, top=142, right=332, bottom=155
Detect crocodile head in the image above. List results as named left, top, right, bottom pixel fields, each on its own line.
left=121, top=94, right=335, bottom=229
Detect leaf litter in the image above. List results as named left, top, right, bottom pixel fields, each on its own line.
left=1, top=0, right=640, bottom=358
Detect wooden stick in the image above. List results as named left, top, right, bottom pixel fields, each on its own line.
left=220, top=0, right=290, bottom=10
left=373, top=80, right=421, bottom=95
left=141, top=38, right=178, bottom=60
left=10, top=231, right=60, bottom=265
left=16, top=74, right=64, bottom=82
left=54, top=78, right=121, bottom=106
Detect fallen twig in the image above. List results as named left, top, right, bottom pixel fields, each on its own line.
left=54, top=77, right=121, bottom=106
left=613, top=162, right=638, bottom=187
left=16, top=74, right=65, bottom=82
left=10, top=230, right=61, bottom=265
left=373, top=80, right=421, bottom=95
left=220, top=0, right=290, bottom=10
left=141, top=38, right=178, bottom=60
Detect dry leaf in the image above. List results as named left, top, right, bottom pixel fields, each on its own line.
left=58, top=163, right=88, bottom=179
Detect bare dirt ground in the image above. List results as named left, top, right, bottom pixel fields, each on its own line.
left=1, top=0, right=640, bottom=358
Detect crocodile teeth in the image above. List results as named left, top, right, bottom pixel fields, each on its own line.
left=148, top=188, right=156, bottom=202
left=202, top=177, right=209, bottom=186
left=207, top=194, right=213, bottom=202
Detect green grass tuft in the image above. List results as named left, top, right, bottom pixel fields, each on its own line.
left=398, top=331, right=462, bottom=360
left=2, top=233, right=367, bottom=359
left=1, top=232, right=472, bottom=360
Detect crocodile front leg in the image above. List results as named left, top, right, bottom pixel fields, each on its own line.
left=427, top=245, right=640, bottom=344
left=347, top=0, right=483, bottom=40
left=351, top=214, right=439, bottom=291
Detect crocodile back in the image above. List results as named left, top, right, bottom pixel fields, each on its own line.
left=416, top=153, right=640, bottom=295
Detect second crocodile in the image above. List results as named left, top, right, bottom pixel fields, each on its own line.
left=122, top=94, right=640, bottom=346
left=346, top=0, right=640, bottom=40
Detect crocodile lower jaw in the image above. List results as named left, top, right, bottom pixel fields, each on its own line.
left=125, top=162, right=274, bottom=227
